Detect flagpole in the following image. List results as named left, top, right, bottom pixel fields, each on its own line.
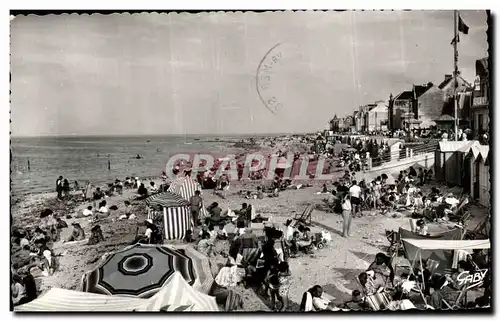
left=453, top=10, right=459, bottom=141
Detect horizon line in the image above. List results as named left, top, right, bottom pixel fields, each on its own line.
left=10, top=131, right=320, bottom=139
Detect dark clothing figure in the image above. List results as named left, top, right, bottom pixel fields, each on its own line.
left=137, top=184, right=148, bottom=197
left=62, top=179, right=70, bottom=198
left=17, top=274, right=38, bottom=305
left=87, top=225, right=105, bottom=245
left=56, top=177, right=63, bottom=199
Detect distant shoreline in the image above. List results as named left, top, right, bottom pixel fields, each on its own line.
left=10, top=132, right=314, bottom=139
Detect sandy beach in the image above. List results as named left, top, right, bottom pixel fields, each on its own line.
left=11, top=135, right=488, bottom=311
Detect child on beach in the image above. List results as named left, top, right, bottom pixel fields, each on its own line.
left=268, top=262, right=291, bottom=311
left=197, top=232, right=214, bottom=257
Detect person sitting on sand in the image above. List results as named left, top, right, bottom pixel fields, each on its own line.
left=358, top=271, right=381, bottom=296
left=215, top=223, right=228, bottom=240
left=66, top=223, right=86, bottom=242
left=214, top=245, right=245, bottom=288
left=31, top=228, right=47, bottom=245
left=29, top=238, right=50, bottom=259
left=197, top=232, right=215, bottom=257
left=206, top=202, right=223, bottom=227
left=11, top=275, right=26, bottom=306
left=94, top=201, right=110, bottom=221
left=40, top=249, right=56, bottom=276
left=119, top=201, right=136, bottom=220
left=78, top=206, right=93, bottom=218
left=149, top=181, right=158, bottom=193
left=144, top=219, right=162, bottom=244
left=310, top=285, right=333, bottom=311
left=256, top=186, right=264, bottom=199
left=14, top=273, right=37, bottom=306
left=124, top=177, right=133, bottom=188
left=87, top=225, right=105, bottom=245
left=268, top=187, right=280, bottom=198
left=137, top=183, right=148, bottom=198
left=93, top=187, right=105, bottom=204
left=367, top=252, right=395, bottom=287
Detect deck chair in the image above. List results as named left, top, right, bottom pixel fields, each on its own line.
left=355, top=277, right=392, bottom=311
left=466, top=216, right=490, bottom=240
left=447, top=197, right=469, bottom=222
left=293, top=204, right=314, bottom=227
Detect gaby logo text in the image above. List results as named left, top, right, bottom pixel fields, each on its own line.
left=456, top=269, right=488, bottom=287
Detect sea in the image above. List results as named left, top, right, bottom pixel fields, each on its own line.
left=10, top=134, right=276, bottom=197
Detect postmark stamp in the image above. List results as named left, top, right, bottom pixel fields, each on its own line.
left=256, top=42, right=285, bottom=114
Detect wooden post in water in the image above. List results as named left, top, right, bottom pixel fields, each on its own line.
left=108, top=154, right=111, bottom=170
left=27, top=158, right=31, bottom=171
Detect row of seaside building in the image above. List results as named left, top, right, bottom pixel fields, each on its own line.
left=329, top=57, right=490, bottom=140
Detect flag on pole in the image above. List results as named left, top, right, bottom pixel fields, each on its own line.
left=458, top=15, right=469, bottom=35
left=451, top=13, right=469, bottom=45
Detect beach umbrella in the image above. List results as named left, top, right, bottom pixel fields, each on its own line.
left=143, top=272, right=219, bottom=311
left=81, top=244, right=212, bottom=298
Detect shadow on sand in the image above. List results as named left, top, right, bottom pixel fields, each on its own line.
left=349, top=250, right=377, bottom=265
left=311, top=220, right=343, bottom=237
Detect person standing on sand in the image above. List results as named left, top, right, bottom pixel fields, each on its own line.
left=341, top=195, right=352, bottom=238
left=62, top=179, right=70, bottom=199
left=349, top=180, right=362, bottom=218
left=56, top=176, right=63, bottom=200
left=189, top=190, right=203, bottom=227
left=84, top=181, right=92, bottom=201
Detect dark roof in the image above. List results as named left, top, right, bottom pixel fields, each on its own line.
left=438, top=75, right=472, bottom=90
left=413, top=85, right=432, bottom=98
left=394, top=90, right=413, bottom=100
left=438, top=78, right=453, bottom=89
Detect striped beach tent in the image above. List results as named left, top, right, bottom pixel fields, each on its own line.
left=167, top=176, right=209, bottom=218
left=145, top=192, right=193, bottom=240
left=144, top=272, right=219, bottom=311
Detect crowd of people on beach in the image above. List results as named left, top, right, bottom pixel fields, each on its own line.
left=11, top=132, right=491, bottom=311
left=11, top=172, right=173, bottom=308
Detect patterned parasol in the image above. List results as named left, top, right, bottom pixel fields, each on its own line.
left=81, top=244, right=199, bottom=298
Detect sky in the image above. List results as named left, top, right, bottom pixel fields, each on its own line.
left=10, top=10, right=488, bottom=136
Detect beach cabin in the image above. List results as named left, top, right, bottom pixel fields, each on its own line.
left=145, top=192, right=193, bottom=241
left=466, top=145, right=490, bottom=207
left=434, top=141, right=475, bottom=186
